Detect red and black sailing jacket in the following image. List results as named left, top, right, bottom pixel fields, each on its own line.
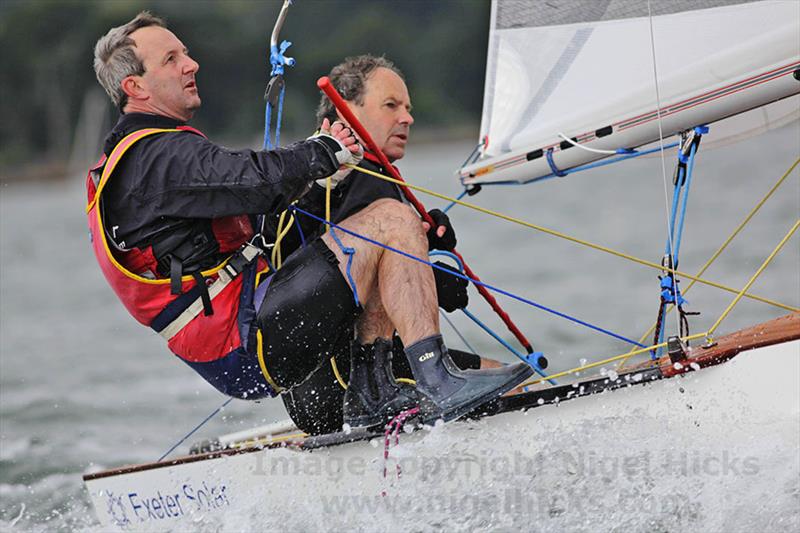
left=86, top=114, right=342, bottom=399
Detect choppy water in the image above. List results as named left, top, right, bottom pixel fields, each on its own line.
left=1, top=123, right=798, bottom=531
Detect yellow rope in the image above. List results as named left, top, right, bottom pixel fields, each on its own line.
left=329, top=161, right=795, bottom=391
left=324, top=176, right=350, bottom=389
left=532, top=220, right=798, bottom=386
left=707, top=219, right=799, bottom=337
left=331, top=355, right=348, bottom=390
left=618, top=158, right=799, bottom=368
left=523, top=331, right=709, bottom=387
left=270, top=209, right=296, bottom=269
left=346, top=164, right=797, bottom=312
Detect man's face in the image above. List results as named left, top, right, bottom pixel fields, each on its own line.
left=128, top=26, right=200, bottom=121
left=347, top=67, right=414, bottom=161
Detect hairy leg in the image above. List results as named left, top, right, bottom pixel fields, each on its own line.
left=357, top=280, right=394, bottom=343
left=321, top=198, right=438, bottom=345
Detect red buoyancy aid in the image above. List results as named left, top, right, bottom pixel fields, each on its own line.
left=86, top=127, right=270, bottom=367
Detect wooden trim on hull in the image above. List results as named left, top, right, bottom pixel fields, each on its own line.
left=661, top=312, right=799, bottom=377
left=83, top=313, right=799, bottom=483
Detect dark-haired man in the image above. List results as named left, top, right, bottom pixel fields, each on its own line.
left=280, top=55, right=515, bottom=434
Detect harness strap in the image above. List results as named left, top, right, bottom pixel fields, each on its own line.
left=154, top=243, right=263, bottom=341
left=192, top=271, right=214, bottom=316
left=170, top=256, right=183, bottom=294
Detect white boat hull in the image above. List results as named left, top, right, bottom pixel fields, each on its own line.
left=85, top=335, right=799, bottom=531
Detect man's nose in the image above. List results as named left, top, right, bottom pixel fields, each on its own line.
left=400, top=108, right=414, bottom=126
left=184, top=56, right=199, bottom=74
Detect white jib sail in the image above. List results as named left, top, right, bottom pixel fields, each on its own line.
left=461, top=0, right=800, bottom=185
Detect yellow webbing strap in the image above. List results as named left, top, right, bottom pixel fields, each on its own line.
left=86, top=128, right=179, bottom=213
left=87, top=128, right=228, bottom=285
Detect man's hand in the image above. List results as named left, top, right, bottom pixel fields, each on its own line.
left=314, top=118, right=363, bottom=188
left=423, top=208, right=457, bottom=251
left=433, top=261, right=469, bottom=312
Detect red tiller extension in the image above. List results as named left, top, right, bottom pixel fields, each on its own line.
left=317, top=76, right=533, bottom=354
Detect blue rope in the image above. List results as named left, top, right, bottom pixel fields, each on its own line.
left=274, top=85, right=285, bottom=148
left=287, top=205, right=307, bottom=247
left=263, top=39, right=294, bottom=150
left=442, top=189, right=468, bottom=214
left=545, top=148, right=567, bottom=177
left=460, top=141, right=484, bottom=168
left=292, top=206, right=645, bottom=349
left=664, top=166, right=683, bottom=258
left=462, top=308, right=553, bottom=383
left=482, top=142, right=680, bottom=186
left=262, top=85, right=286, bottom=150
left=430, top=250, right=552, bottom=382
left=263, top=101, right=273, bottom=150
left=158, top=397, right=233, bottom=462
left=327, top=227, right=360, bottom=307
left=673, top=141, right=698, bottom=260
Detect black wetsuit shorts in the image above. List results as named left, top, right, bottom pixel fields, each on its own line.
left=255, top=236, right=481, bottom=436
left=256, top=238, right=361, bottom=390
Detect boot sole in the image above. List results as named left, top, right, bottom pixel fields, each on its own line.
left=420, top=364, right=535, bottom=426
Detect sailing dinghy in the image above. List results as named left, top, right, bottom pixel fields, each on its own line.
left=83, top=1, right=799, bottom=530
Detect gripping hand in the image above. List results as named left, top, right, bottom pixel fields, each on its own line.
left=425, top=208, right=457, bottom=251
left=312, top=119, right=363, bottom=189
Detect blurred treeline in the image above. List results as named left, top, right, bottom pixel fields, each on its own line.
left=0, top=0, right=489, bottom=181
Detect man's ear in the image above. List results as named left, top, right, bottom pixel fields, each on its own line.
left=121, top=75, right=147, bottom=102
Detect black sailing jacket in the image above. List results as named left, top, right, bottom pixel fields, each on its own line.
left=101, top=112, right=342, bottom=272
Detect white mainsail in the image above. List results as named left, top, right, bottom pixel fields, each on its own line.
left=461, top=0, right=800, bottom=185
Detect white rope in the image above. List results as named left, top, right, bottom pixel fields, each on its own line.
left=647, top=0, right=684, bottom=338
left=557, top=131, right=619, bottom=155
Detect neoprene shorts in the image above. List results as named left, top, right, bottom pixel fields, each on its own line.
left=256, top=238, right=361, bottom=390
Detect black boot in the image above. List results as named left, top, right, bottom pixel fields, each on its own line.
left=404, top=334, right=534, bottom=424
left=343, top=338, right=419, bottom=429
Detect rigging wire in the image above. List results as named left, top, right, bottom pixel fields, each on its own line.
left=292, top=205, right=646, bottom=349
left=525, top=219, right=798, bottom=386
left=347, top=163, right=797, bottom=313
left=618, top=157, right=800, bottom=369
left=647, top=0, right=684, bottom=338
left=158, top=398, right=233, bottom=462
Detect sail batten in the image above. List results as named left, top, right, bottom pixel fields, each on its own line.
left=463, top=0, right=800, bottom=185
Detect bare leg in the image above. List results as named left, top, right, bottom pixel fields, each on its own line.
left=321, top=198, right=438, bottom=345
left=357, top=281, right=394, bottom=343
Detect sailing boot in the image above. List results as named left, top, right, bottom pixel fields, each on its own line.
left=405, top=334, right=534, bottom=425
left=343, top=338, right=419, bottom=429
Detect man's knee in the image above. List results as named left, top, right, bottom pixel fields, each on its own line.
left=364, top=198, right=423, bottom=232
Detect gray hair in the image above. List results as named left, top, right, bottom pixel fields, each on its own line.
left=94, top=11, right=166, bottom=110
left=316, top=55, right=404, bottom=126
